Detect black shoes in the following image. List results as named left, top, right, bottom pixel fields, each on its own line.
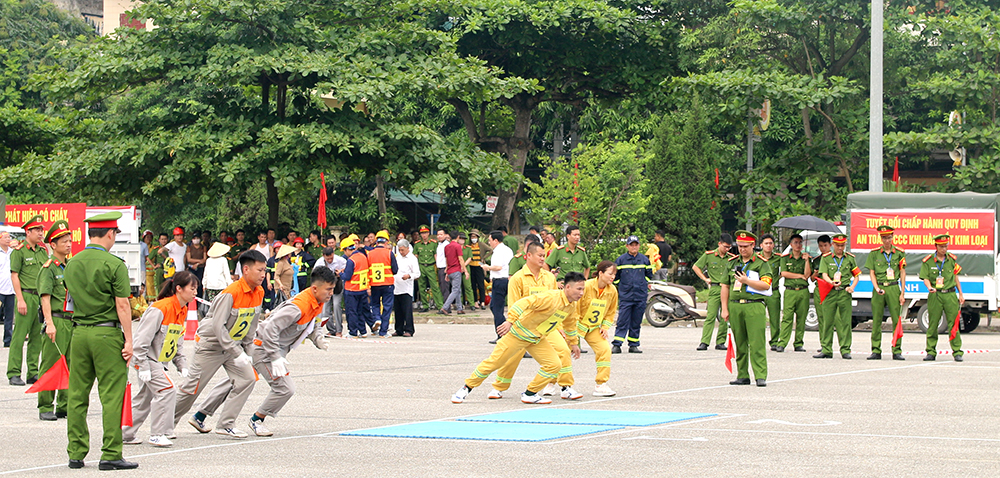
left=580, top=349, right=589, bottom=353
left=794, top=346, right=806, bottom=352
left=892, top=353, right=905, bottom=361
left=923, top=354, right=936, bottom=361
left=775, top=346, right=785, bottom=353
left=68, top=460, right=84, bottom=469
left=39, top=412, right=57, bottom=421
left=842, top=353, right=852, bottom=360
left=488, top=339, right=497, bottom=344
left=9, top=376, right=25, bottom=386
left=56, top=411, right=67, bottom=418
left=26, top=375, right=37, bottom=385
left=867, top=353, right=881, bottom=360
left=954, top=355, right=964, bottom=362
left=696, top=343, right=708, bottom=351
left=813, top=353, right=832, bottom=359
left=729, top=378, right=751, bottom=385
left=611, top=345, right=622, bottom=354
left=98, top=459, right=138, bottom=470
left=756, top=379, right=766, bottom=387
left=715, top=344, right=727, bottom=351
left=523, top=352, right=532, bottom=359
left=628, top=346, right=642, bottom=354
left=770, top=346, right=777, bottom=351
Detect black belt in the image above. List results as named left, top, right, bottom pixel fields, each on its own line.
left=833, top=286, right=847, bottom=291
left=73, top=321, right=120, bottom=328
left=52, top=312, right=71, bottom=320
left=730, top=299, right=765, bottom=304
left=786, top=286, right=808, bottom=291
left=879, top=281, right=900, bottom=287
left=21, top=288, right=38, bottom=296
left=933, top=287, right=956, bottom=293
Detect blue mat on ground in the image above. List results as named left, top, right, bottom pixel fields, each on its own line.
left=340, top=421, right=622, bottom=442
left=457, top=409, right=715, bottom=427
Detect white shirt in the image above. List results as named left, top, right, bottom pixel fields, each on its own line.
left=393, top=251, right=421, bottom=296
left=163, top=241, right=187, bottom=271
left=435, top=240, right=449, bottom=268
left=489, top=243, right=513, bottom=279
left=202, top=256, right=233, bottom=290
left=139, top=242, right=149, bottom=269
left=0, top=246, right=12, bottom=295
left=315, top=255, right=347, bottom=274
left=251, top=243, right=271, bottom=257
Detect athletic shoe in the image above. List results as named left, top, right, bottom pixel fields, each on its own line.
left=248, top=418, right=273, bottom=437
left=520, top=393, right=552, bottom=404
left=372, top=321, right=381, bottom=333
left=123, top=436, right=143, bottom=445
left=560, top=387, right=583, bottom=400
left=166, top=433, right=177, bottom=439
left=451, top=387, right=470, bottom=404
left=593, top=383, right=616, bottom=397
left=215, top=427, right=248, bottom=439
left=487, top=389, right=503, bottom=399
left=540, top=383, right=558, bottom=396
left=148, top=435, right=173, bottom=447
left=189, top=416, right=211, bottom=433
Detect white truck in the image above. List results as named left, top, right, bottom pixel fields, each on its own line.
left=845, top=192, right=998, bottom=333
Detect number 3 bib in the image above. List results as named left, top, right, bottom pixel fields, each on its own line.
left=585, top=299, right=607, bottom=325
left=158, top=323, right=185, bottom=362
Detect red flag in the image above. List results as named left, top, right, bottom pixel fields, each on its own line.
left=816, top=280, right=833, bottom=304
left=714, top=168, right=720, bottom=189
left=891, top=315, right=904, bottom=347
left=121, top=382, right=133, bottom=427
left=317, top=173, right=328, bottom=230
left=949, top=311, right=961, bottom=341
left=724, top=330, right=735, bottom=373
left=893, top=156, right=900, bottom=187
left=24, top=355, right=69, bottom=393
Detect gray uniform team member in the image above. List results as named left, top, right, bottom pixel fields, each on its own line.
left=192, top=267, right=335, bottom=437
left=173, top=250, right=267, bottom=439
left=123, top=271, right=199, bottom=448
left=316, top=245, right=347, bottom=336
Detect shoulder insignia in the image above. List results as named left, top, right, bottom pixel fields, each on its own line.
left=514, top=252, right=523, bottom=258
left=922, top=254, right=933, bottom=263
left=556, top=245, right=565, bottom=250
left=845, top=252, right=855, bottom=257
left=727, top=253, right=737, bottom=258
left=871, top=247, right=882, bottom=253
left=12, top=244, right=22, bottom=250
left=42, top=259, right=52, bottom=268
left=948, top=253, right=958, bottom=261
left=705, top=250, right=715, bottom=255
left=779, top=253, right=788, bottom=258
left=822, top=252, right=832, bottom=257
left=578, top=245, right=585, bottom=251
left=756, top=254, right=768, bottom=262
left=895, top=246, right=905, bottom=253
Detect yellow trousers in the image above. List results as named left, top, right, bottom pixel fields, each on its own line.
left=580, top=328, right=611, bottom=385
left=491, top=330, right=573, bottom=391
left=466, top=333, right=560, bottom=393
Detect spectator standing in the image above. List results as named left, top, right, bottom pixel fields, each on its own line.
left=291, top=238, right=315, bottom=292
left=466, top=229, right=489, bottom=310
left=186, top=233, right=207, bottom=296
left=500, top=226, right=519, bottom=255
left=392, top=240, right=419, bottom=337
left=435, top=229, right=450, bottom=305
left=483, top=231, right=513, bottom=341
left=274, top=244, right=296, bottom=301
left=440, top=231, right=465, bottom=315
left=0, top=232, right=14, bottom=347
left=306, top=231, right=324, bottom=261
left=140, top=230, right=152, bottom=295
left=654, top=229, right=673, bottom=277
left=229, top=230, right=249, bottom=278
left=162, top=227, right=188, bottom=272
left=611, top=235, right=653, bottom=354
left=315, top=247, right=347, bottom=337
left=203, top=242, right=233, bottom=301
left=251, top=231, right=271, bottom=257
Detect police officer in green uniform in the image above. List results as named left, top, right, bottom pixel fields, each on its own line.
left=64, top=212, right=138, bottom=470
left=545, top=225, right=590, bottom=282
left=757, top=234, right=782, bottom=350
left=693, top=233, right=733, bottom=351
left=810, top=235, right=832, bottom=352
left=149, top=233, right=168, bottom=296
left=500, top=226, right=519, bottom=256
left=720, top=230, right=772, bottom=387
left=412, top=226, right=442, bottom=311
left=7, top=215, right=49, bottom=386
left=228, top=229, right=250, bottom=274
left=815, top=233, right=859, bottom=360
left=37, top=220, right=73, bottom=421
left=865, top=225, right=907, bottom=361
left=775, top=233, right=811, bottom=352
left=918, top=234, right=964, bottom=362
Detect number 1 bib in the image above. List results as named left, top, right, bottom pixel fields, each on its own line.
left=229, top=308, right=255, bottom=340
left=158, top=323, right=185, bottom=362
left=536, top=309, right=568, bottom=335
left=585, top=299, right=607, bottom=325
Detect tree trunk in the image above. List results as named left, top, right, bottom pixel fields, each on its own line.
left=375, top=175, right=387, bottom=229
left=265, top=171, right=279, bottom=229
left=490, top=94, right=538, bottom=230
left=551, top=121, right=564, bottom=162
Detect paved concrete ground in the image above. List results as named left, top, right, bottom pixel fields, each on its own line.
left=1, top=323, right=998, bottom=477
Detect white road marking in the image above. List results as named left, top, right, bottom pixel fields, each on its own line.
left=686, top=427, right=1000, bottom=444
left=745, top=419, right=841, bottom=426
left=624, top=436, right=709, bottom=442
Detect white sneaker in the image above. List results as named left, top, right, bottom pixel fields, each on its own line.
left=520, top=393, right=552, bottom=404
left=560, top=387, right=583, bottom=400
left=165, top=432, right=177, bottom=439
left=487, top=389, right=504, bottom=399
left=123, top=436, right=142, bottom=445
left=593, top=383, right=617, bottom=397
left=451, top=387, right=470, bottom=404
left=189, top=416, right=211, bottom=433
left=215, top=427, right=248, bottom=439
left=148, top=435, right=173, bottom=447
left=248, top=418, right=273, bottom=437
left=540, top=383, right=558, bottom=396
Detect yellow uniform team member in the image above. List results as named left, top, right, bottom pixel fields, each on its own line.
left=452, top=272, right=587, bottom=405
left=566, top=260, right=619, bottom=396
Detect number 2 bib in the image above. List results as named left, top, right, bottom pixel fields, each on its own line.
left=229, top=308, right=255, bottom=340
left=585, top=299, right=607, bottom=325
left=536, top=309, right=568, bottom=335
left=158, top=323, right=185, bottom=362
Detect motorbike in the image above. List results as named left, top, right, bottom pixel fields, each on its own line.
left=644, top=280, right=707, bottom=327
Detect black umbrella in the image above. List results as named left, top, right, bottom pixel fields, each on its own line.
left=772, top=215, right=840, bottom=232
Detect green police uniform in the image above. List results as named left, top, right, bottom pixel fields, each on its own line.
left=228, top=241, right=249, bottom=273
left=776, top=252, right=810, bottom=350
left=149, top=244, right=166, bottom=297
left=502, top=234, right=519, bottom=257
left=865, top=243, right=906, bottom=355
left=7, top=215, right=49, bottom=382
left=64, top=212, right=133, bottom=463
left=918, top=247, right=963, bottom=358
left=723, top=235, right=772, bottom=382
left=811, top=253, right=826, bottom=347
left=412, top=228, right=442, bottom=309
left=818, top=249, right=860, bottom=356
left=694, top=248, right=733, bottom=346
left=37, top=220, right=74, bottom=417
left=508, top=251, right=526, bottom=276
left=545, top=244, right=590, bottom=281
left=758, top=252, right=782, bottom=348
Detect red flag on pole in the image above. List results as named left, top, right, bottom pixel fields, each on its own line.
left=24, top=355, right=69, bottom=393
left=891, top=315, right=904, bottom=347
left=949, top=311, right=961, bottom=341
left=121, top=382, right=133, bottom=427
left=317, top=173, right=328, bottom=230
left=714, top=168, right=720, bottom=189
left=816, top=280, right=833, bottom=304
left=893, top=156, right=900, bottom=187
left=724, top=330, right=735, bottom=373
